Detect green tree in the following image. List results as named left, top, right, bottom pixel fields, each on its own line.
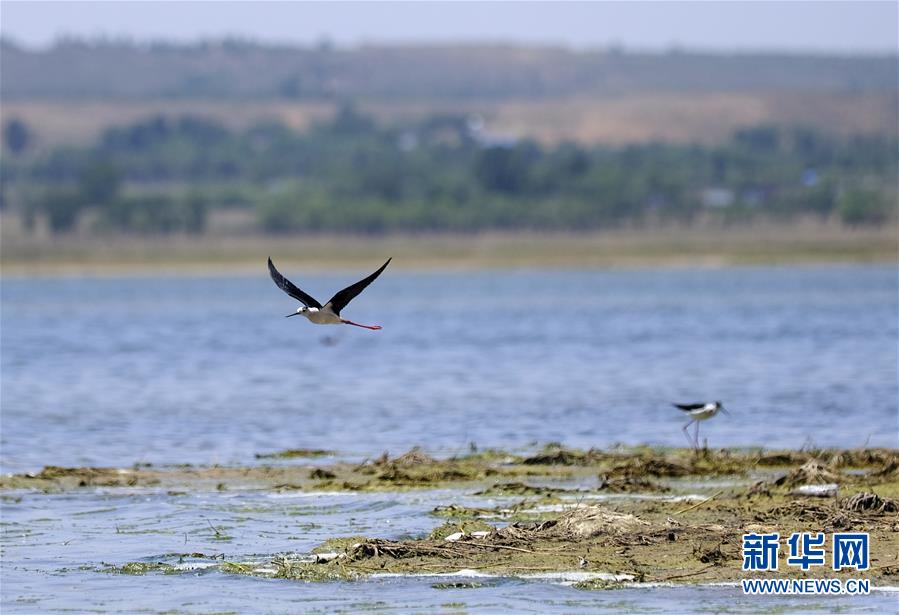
left=37, top=188, right=84, bottom=233
left=328, top=103, right=375, bottom=136
left=79, top=162, right=121, bottom=206
left=838, top=188, right=894, bottom=226
left=3, top=118, right=31, bottom=155
left=474, top=144, right=536, bottom=194
left=182, top=192, right=208, bottom=233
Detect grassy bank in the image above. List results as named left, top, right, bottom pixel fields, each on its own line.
left=2, top=222, right=896, bottom=276
left=4, top=445, right=897, bottom=586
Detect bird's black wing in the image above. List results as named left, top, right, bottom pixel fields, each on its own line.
left=673, top=402, right=705, bottom=412
left=268, top=258, right=323, bottom=309
left=325, top=258, right=391, bottom=316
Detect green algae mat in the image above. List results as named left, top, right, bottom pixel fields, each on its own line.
left=4, top=445, right=897, bottom=587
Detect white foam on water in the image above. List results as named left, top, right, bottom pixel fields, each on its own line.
left=522, top=493, right=705, bottom=513
left=266, top=491, right=353, bottom=499
left=570, top=493, right=707, bottom=502
left=371, top=569, right=635, bottom=585
left=520, top=571, right=635, bottom=586
left=170, top=562, right=221, bottom=571
left=372, top=569, right=496, bottom=579
left=519, top=504, right=567, bottom=513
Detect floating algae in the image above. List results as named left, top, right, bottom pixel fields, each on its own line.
left=773, top=459, right=842, bottom=488
left=103, top=562, right=179, bottom=575
left=571, top=578, right=632, bottom=591
left=842, top=491, right=899, bottom=513
left=427, top=520, right=495, bottom=541
left=522, top=445, right=598, bottom=466
left=473, top=482, right=574, bottom=497
left=313, top=536, right=373, bottom=554
left=220, top=561, right=259, bottom=575
left=871, top=457, right=899, bottom=480
left=756, top=451, right=811, bottom=466
left=15, top=466, right=158, bottom=489
left=543, top=505, right=649, bottom=539
left=598, top=475, right=670, bottom=493
left=309, top=468, right=337, bottom=480
left=39, top=447, right=893, bottom=591
left=255, top=449, right=336, bottom=459
left=389, top=447, right=438, bottom=465
left=431, top=581, right=494, bottom=589
left=261, top=463, right=898, bottom=586
left=431, top=500, right=561, bottom=523
left=604, top=449, right=749, bottom=480
left=432, top=504, right=507, bottom=520
left=7, top=446, right=895, bottom=495
left=824, top=448, right=899, bottom=469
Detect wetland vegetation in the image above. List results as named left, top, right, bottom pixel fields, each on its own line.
left=5, top=444, right=897, bottom=588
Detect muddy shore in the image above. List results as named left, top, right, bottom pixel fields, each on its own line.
left=3, top=225, right=896, bottom=276
left=3, top=445, right=897, bottom=587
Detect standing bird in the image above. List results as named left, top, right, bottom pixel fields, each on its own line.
left=268, top=257, right=391, bottom=330
left=673, top=401, right=728, bottom=449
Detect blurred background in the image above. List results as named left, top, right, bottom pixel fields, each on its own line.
left=0, top=2, right=896, bottom=269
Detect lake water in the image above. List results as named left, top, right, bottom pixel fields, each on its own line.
left=2, top=264, right=897, bottom=612
left=2, top=265, right=897, bottom=471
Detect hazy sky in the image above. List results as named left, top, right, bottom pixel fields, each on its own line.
left=2, top=1, right=896, bottom=54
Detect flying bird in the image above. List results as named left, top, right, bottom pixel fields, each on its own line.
left=673, top=401, right=728, bottom=449
left=268, top=257, right=391, bottom=330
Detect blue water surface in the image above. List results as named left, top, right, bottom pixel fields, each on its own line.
left=2, top=265, right=896, bottom=472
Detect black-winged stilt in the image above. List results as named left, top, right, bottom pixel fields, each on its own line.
left=268, top=257, right=391, bottom=330
left=673, top=401, right=728, bottom=449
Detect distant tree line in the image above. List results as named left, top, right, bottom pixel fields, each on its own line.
left=2, top=107, right=896, bottom=234
left=2, top=38, right=895, bottom=100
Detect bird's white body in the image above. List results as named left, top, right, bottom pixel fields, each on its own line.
left=684, top=403, right=722, bottom=422
left=675, top=401, right=727, bottom=449
left=298, top=306, right=342, bottom=325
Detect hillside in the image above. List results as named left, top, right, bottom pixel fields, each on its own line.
left=2, top=39, right=896, bottom=101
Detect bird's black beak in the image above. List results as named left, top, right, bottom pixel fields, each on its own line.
left=286, top=312, right=300, bottom=318
left=720, top=407, right=730, bottom=416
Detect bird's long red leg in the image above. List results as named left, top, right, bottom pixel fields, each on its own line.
left=341, top=319, right=382, bottom=330
left=682, top=420, right=696, bottom=449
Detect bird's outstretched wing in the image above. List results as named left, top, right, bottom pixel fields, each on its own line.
left=325, top=258, right=391, bottom=316
left=673, top=402, right=706, bottom=412
left=268, top=258, right=323, bottom=309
